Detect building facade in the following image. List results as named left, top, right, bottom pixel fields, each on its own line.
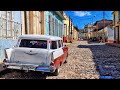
left=63, top=12, right=69, bottom=42
left=112, top=11, right=120, bottom=43
left=98, top=25, right=114, bottom=42
left=73, top=26, right=79, bottom=40
left=21, top=11, right=42, bottom=35
left=63, top=12, right=73, bottom=43
left=92, top=19, right=112, bottom=40
left=42, top=11, right=65, bottom=38
left=84, top=24, right=94, bottom=39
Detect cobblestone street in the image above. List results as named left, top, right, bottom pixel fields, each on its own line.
left=47, top=40, right=120, bottom=79
left=1, top=40, right=120, bottom=79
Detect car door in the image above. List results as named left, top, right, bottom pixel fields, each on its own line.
left=50, top=40, right=64, bottom=68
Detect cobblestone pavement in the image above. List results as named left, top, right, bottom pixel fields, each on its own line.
left=1, top=40, right=120, bottom=79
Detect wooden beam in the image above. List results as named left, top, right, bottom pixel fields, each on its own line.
left=41, top=11, right=44, bottom=35
left=29, top=11, right=33, bottom=34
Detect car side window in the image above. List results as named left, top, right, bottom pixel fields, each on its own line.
left=58, top=40, right=61, bottom=48
left=50, top=41, right=57, bottom=49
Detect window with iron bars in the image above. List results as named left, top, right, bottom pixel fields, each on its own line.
left=0, top=11, right=22, bottom=39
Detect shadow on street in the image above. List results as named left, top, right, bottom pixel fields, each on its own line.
left=77, top=41, right=120, bottom=79
left=0, top=64, right=50, bottom=79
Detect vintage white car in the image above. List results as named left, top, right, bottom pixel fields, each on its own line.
left=3, top=35, right=68, bottom=76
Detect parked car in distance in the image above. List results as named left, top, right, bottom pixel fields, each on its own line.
left=3, top=35, right=68, bottom=76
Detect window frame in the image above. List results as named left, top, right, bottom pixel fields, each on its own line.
left=19, top=39, right=48, bottom=49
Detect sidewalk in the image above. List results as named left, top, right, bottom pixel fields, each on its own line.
left=105, top=42, right=120, bottom=48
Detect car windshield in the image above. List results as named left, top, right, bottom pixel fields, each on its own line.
left=19, top=39, right=47, bottom=49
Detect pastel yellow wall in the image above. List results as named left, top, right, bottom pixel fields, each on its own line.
left=33, top=11, right=41, bottom=35
left=113, top=11, right=119, bottom=26
left=73, top=27, right=78, bottom=40
left=113, top=11, right=120, bottom=41
left=64, top=13, right=69, bottom=37
left=21, top=11, right=41, bottom=35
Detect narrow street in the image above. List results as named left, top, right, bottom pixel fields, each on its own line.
left=47, top=40, right=120, bottom=79
left=1, top=40, right=120, bottom=79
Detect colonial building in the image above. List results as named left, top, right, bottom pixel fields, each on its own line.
left=93, top=19, right=112, bottom=39
left=79, top=29, right=86, bottom=39
left=84, top=24, right=94, bottom=39
left=40, top=11, right=65, bottom=38
left=21, top=11, right=42, bottom=35
left=73, top=26, right=79, bottom=40
left=98, top=24, right=114, bottom=42
left=63, top=12, right=69, bottom=42
left=63, top=12, right=73, bottom=43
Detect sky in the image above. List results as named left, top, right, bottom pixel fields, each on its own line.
left=65, top=11, right=113, bottom=30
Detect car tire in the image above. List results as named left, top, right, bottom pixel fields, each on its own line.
left=64, top=59, right=67, bottom=64
left=52, top=68, right=59, bottom=76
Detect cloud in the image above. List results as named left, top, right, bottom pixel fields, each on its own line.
left=73, top=11, right=91, bottom=17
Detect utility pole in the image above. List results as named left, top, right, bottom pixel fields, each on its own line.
left=24, top=11, right=27, bottom=34
left=103, top=11, right=105, bottom=42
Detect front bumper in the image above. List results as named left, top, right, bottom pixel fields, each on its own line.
left=4, top=63, right=55, bottom=73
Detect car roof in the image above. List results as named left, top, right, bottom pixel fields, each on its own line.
left=18, top=34, right=62, bottom=40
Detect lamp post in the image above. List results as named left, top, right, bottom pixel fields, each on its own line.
left=103, top=11, right=105, bottom=42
